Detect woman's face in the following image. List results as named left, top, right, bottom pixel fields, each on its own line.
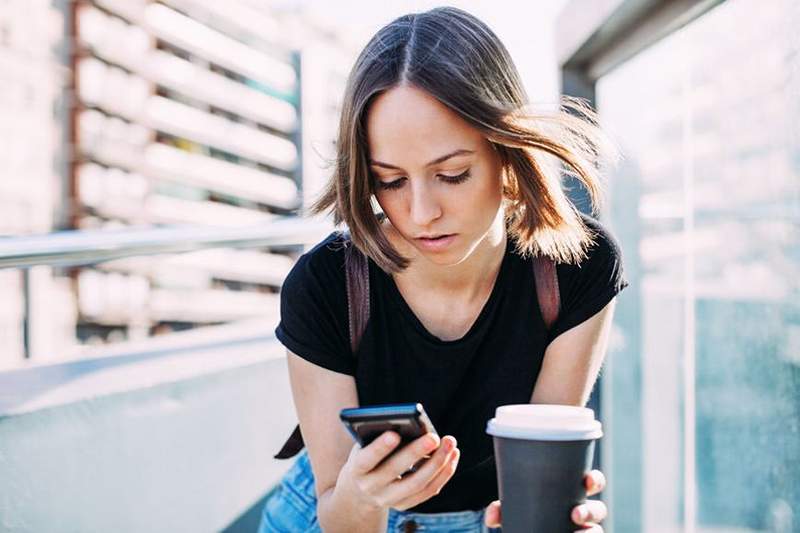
left=366, top=85, right=505, bottom=267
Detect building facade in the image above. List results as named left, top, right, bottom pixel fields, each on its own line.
left=559, top=1, right=800, bottom=531
left=0, top=0, right=351, bottom=368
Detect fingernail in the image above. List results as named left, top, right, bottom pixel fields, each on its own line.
left=384, top=432, right=398, bottom=446
left=426, top=434, right=440, bottom=450
left=575, top=506, right=588, bottom=522
left=450, top=449, right=460, bottom=464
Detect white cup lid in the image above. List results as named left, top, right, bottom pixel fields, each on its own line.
left=486, top=404, right=603, bottom=441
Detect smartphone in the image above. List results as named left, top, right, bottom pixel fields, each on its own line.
left=340, top=403, right=438, bottom=448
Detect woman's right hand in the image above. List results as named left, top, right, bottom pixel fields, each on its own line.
left=336, top=431, right=460, bottom=511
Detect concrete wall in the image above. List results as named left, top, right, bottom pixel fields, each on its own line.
left=0, top=340, right=297, bottom=533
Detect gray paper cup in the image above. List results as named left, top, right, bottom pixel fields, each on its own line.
left=486, top=405, right=603, bottom=533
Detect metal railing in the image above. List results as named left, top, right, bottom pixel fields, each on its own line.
left=0, top=219, right=312, bottom=533
left=0, top=216, right=331, bottom=361
left=0, top=216, right=331, bottom=269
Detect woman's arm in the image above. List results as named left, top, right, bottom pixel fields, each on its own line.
left=530, top=299, right=616, bottom=406
left=287, top=351, right=461, bottom=533
left=286, top=351, right=387, bottom=532
left=484, top=300, right=617, bottom=532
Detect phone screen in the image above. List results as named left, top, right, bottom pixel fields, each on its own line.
left=340, top=403, right=437, bottom=448
left=350, top=417, right=423, bottom=447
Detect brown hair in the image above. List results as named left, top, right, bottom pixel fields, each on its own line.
left=312, top=6, right=618, bottom=272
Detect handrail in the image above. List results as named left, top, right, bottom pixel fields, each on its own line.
left=0, top=216, right=332, bottom=269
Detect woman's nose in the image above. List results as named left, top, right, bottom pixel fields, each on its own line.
left=409, top=182, right=442, bottom=227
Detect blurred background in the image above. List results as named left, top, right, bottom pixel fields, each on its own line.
left=0, top=0, right=797, bottom=532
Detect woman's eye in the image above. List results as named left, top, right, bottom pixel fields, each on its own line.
left=377, top=177, right=406, bottom=190
left=376, top=170, right=470, bottom=191
left=439, top=169, right=471, bottom=184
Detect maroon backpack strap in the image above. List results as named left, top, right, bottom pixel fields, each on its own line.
left=275, top=237, right=370, bottom=460
left=344, top=243, right=370, bottom=353
left=533, top=256, right=560, bottom=331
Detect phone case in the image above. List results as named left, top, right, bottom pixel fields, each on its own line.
left=340, top=403, right=437, bottom=447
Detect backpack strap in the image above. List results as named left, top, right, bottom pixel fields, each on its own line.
left=344, top=243, right=370, bottom=353
left=274, top=425, right=303, bottom=459
left=532, top=256, right=560, bottom=330
left=275, top=238, right=370, bottom=459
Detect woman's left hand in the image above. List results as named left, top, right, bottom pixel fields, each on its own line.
left=484, top=469, right=608, bottom=531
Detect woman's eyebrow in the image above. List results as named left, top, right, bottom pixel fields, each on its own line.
left=369, top=149, right=475, bottom=170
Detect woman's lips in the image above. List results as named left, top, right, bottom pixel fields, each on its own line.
left=415, top=234, right=457, bottom=252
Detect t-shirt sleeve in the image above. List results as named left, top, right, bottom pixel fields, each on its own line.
left=274, top=238, right=355, bottom=375
left=548, top=216, right=628, bottom=341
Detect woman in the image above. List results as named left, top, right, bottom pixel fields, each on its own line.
left=260, top=6, right=626, bottom=532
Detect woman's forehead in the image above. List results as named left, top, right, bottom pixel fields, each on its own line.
left=366, top=86, right=483, bottom=166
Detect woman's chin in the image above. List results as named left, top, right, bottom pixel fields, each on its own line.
left=413, top=246, right=470, bottom=267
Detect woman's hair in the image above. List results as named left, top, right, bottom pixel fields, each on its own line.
left=312, top=6, right=618, bottom=272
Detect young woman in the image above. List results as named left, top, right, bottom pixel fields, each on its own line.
left=259, top=7, right=626, bottom=532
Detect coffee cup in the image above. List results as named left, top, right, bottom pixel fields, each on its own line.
left=486, top=404, right=603, bottom=532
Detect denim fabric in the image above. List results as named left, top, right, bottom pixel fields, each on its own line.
left=385, top=508, right=498, bottom=532
left=258, top=451, right=322, bottom=533
left=258, top=451, right=501, bottom=532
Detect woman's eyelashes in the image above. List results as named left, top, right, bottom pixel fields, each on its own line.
left=376, top=169, right=472, bottom=191
left=440, top=168, right=471, bottom=184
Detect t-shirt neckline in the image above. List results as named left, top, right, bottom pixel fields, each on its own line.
left=383, top=239, right=513, bottom=346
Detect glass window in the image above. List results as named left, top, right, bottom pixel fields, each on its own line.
left=597, top=1, right=800, bottom=531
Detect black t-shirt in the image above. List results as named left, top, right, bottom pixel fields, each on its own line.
left=275, top=215, right=628, bottom=513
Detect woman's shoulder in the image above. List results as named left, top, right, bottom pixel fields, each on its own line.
left=578, top=213, right=624, bottom=266
left=283, top=231, right=349, bottom=294
left=276, top=231, right=354, bottom=373
left=555, top=212, right=626, bottom=285
left=299, top=230, right=350, bottom=267
left=562, top=213, right=626, bottom=293
left=545, top=213, right=627, bottom=338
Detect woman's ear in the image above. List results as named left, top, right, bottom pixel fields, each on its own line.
left=502, top=182, right=512, bottom=200
left=490, top=142, right=513, bottom=198
left=500, top=161, right=516, bottom=201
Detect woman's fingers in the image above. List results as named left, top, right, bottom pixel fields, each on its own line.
left=585, top=470, right=606, bottom=497
left=351, top=431, right=402, bottom=475
left=355, top=433, right=459, bottom=509
left=481, top=472, right=607, bottom=530
left=572, top=499, right=607, bottom=527
left=485, top=497, right=605, bottom=530
left=484, top=500, right=502, bottom=528
left=371, top=433, right=443, bottom=486
left=391, top=447, right=460, bottom=510
left=379, top=437, right=457, bottom=503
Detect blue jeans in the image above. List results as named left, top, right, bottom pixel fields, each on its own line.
left=258, top=451, right=501, bottom=532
